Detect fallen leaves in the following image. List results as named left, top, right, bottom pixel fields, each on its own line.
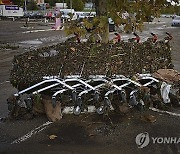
left=70, top=47, right=76, bottom=52
left=49, top=134, right=57, bottom=140
left=141, top=114, right=157, bottom=123
left=10, top=40, right=172, bottom=90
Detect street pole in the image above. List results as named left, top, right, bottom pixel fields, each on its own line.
left=70, top=0, right=72, bottom=12
left=24, top=0, right=27, bottom=13
left=63, top=0, right=64, bottom=9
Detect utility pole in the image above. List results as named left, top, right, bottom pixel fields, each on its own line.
left=63, top=0, right=64, bottom=9
left=70, top=0, right=72, bottom=12
left=43, top=1, right=46, bottom=17
left=24, top=0, right=27, bottom=13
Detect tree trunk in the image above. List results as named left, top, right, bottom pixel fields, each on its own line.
left=95, top=0, right=109, bottom=43
left=101, top=22, right=109, bottom=43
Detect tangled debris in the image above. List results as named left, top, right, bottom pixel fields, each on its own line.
left=6, top=39, right=180, bottom=122
left=153, top=69, right=180, bottom=84
left=10, top=40, right=173, bottom=90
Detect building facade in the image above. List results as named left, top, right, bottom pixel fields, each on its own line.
left=34, top=0, right=44, bottom=5
left=0, top=0, right=12, bottom=5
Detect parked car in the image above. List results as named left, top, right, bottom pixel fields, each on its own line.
left=161, top=14, right=173, bottom=18
left=60, top=9, right=75, bottom=20
left=30, top=12, right=44, bottom=19
left=171, top=16, right=180, bottom=27
left=23, top=12, right=31, bottom=18
left=108, top=18, right=115, bottom=32
left=24, top=12, right=44, bottom=19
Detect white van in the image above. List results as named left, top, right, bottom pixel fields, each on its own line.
left=75, top=11, right=96, bottom=19
left=0, top=5, right=24, bottom=17
left=60, top=9, right=75, bottom=19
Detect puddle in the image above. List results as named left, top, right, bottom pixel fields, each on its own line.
left=141, top=37, right=150, bottom=42
left=155, top=25, right=168, bottom=29
left=122, top=35, right=129, bottom=39
left=121, top=35, right=129, bottom=41
left=146, top=22, right=166, bottom=25
left=22, top=29, right=54, bottom=34
left=165, top=26, right=178, bottom=29
left=19, top=40, right=43, bottom=45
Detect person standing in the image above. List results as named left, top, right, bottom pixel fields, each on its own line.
left=52, top=10, right=62, bottom=30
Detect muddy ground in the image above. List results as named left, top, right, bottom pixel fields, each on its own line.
left=0, top=18, right=180, bottom=154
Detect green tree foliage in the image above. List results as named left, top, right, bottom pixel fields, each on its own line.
left=45, top=0, right=85, bottom=10
left=45, top=0, right=65, bottom=7
left=11, top=0, right=24, bottom=6
left=97, top=0, right=180, bottom=37
left=66, top=0, right=85, bottom=11
left=65, top=0, right=180, bottom=43
left=64, top=20, right=86, bottom=37
left=44, top=0, right=55, bottom=7
left=27, top=0, right=38, bottom=10
left=161, top=5, right=180, bottom=15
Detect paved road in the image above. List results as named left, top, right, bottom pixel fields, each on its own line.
left=0, top=20, right=66, bottom=43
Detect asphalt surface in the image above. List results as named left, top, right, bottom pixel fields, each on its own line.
left=0, top=18, right=180, bottom=154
